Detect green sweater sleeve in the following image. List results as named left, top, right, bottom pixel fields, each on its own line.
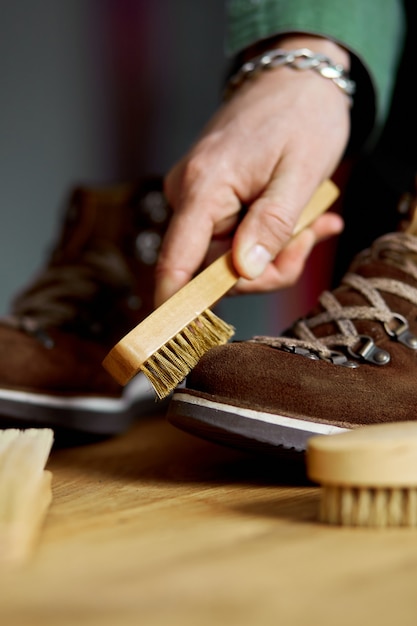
left=226, top=0, right=406, bottom=146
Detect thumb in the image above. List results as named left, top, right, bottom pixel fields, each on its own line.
left=232, top=178, right=335, bottom=279
left=232, top=193, right=298, bottom=280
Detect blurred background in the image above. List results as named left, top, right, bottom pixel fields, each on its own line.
left=0, top=0, right=335, bottom=339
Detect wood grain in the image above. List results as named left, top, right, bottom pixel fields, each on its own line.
left=0, top=412, right=415, bottom=626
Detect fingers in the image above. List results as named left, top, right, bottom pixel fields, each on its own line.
left=154, top=161, right=241, bottom=307
left=154, top=209, right=212, bottom=308
left=231, top=212, right=344, bottom=294
left=232, top=163, right=327, bottom=279
left=155, top=168, right=341, bottom=306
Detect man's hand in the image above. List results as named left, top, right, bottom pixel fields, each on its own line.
left=155, top=36, right=350, bottom=306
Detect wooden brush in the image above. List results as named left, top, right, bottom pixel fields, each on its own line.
left=103, top=179, right=340, bottom=399
left=0, top=428, right=54, bottom=564
left=306, top=422, right=417, bottom=527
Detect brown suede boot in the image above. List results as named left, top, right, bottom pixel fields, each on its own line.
left=0, top=177, right=170, bottom=437
left=168, top=226, right=417, bottom=456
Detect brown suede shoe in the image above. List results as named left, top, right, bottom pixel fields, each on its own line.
left=168, top=230, right=417, bottom=456
left=0, top=177, right=171, bottom=437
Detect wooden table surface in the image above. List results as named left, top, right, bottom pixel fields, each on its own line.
left=1, top=409, right=417, bottom=626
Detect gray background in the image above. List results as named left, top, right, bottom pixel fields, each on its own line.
left=0, top=0, right=325, bottom=340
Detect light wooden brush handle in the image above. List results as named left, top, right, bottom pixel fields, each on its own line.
left=103, top=179, right=339, bottom=384
left=193, top=176, right=341, bottom=298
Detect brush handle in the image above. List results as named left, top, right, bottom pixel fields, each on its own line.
left=103, top=179, right=339, bottom=384
left=195, top=176, right=341, bottom=295
left=307, top=422, right=417, bottom=488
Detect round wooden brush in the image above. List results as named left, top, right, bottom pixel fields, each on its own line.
left=307, top=422, right=417, bottom=527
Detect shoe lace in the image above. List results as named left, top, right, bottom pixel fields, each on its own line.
left=250, top=233, right=417, bottom=363
left=0, top=243, right=134, bottom=343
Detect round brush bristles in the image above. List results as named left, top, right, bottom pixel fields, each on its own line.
left=306, top=422, right=417, bottom=527
left=319, top=485, right=417, bottom=527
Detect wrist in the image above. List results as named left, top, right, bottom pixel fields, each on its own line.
left=242, top=34, right=350, bottom=71
left=227, top=36, right=354, bottom=102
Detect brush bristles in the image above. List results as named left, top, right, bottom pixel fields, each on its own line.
left=320, top=485, right=417, bottom=527
left=0, top=428, right=54, bottom=564
left=141, top=309, right=235, bottom=399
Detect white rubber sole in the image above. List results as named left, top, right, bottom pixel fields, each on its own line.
left=168, top=391, right=347, bottom=454
left=0, top=373, right=165, bottom=434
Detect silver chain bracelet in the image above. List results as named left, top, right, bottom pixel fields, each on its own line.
left=224, top=48, right=356, bottom=101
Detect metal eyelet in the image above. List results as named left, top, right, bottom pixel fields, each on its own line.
left=292, top=347, right=320, bottom=359
left=348, top=335, right=391, bottom=365
left=141, top=191, right=169, bottom=224
left=384, top=313, right=417, bottom=349
left=284, top=345, right=359, bottom=367
left=135, top=230, right=161, bottom=265
left=326, top=350, right=359, bottom=368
